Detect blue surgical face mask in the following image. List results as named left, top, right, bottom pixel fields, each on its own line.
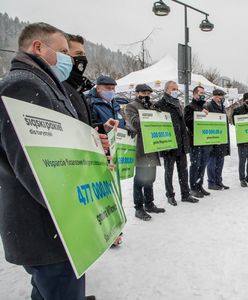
left=51, top=52, right=73, bottom=82
left=100, top=90, right=115, bottom=102
left=171, top=90, right=179, bottom=99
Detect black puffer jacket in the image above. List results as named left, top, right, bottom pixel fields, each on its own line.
left=0, top=52, right=78, bottom=266
left=154, top=93, right=190, bottom=157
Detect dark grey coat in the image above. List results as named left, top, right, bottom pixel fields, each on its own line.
left=0, top=52, right=78, bottom=266
left=124, top=98, right=161, bottom=167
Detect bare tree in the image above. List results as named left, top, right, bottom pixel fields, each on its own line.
left=203, top=67, right=221, bottom=85
left=191, top=53, right=203, bottom=74
left=231, top=80, right=248, bottom=94
left=119, top=29, right=160, bottom=70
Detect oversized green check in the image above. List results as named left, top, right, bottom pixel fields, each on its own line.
left=108, top=128, right=136, bottom=180
left=194, top=111, right=228, bottom=146
left=138, top=109, right=177, bottom=153
left=234, top=114, right=248, bottom=144
left=2, top=96, right=126, bottom=279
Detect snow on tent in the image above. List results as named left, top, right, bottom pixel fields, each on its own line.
left=116, top=55, right=238, bottom=102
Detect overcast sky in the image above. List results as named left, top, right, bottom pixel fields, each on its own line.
left=2, top=0, right=248, bottom=83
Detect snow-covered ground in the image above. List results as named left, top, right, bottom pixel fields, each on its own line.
left=1, top=126, right=248, bottom=300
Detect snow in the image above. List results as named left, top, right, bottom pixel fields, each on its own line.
left=1, top=126, right=248, bottom=300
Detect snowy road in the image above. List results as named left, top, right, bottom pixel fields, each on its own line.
left=1, top=127, right=248, bottom=300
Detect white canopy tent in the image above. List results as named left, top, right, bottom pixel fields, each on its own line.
left=116, top=55, right=238, bottom=102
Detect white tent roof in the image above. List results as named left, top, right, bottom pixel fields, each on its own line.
left=116, top=55, right=238, bottom=98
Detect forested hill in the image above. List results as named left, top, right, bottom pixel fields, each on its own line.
left=0, top=12, right=141, bottom=79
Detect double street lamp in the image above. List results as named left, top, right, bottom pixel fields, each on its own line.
left=153, top=0, right=214, bottom=105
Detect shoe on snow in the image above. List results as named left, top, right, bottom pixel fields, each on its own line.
left=241, top=180, right=248, bottom=187
left=190, top=190, right=204, bottom=198
left=135, top=208, right=152, bottom=221
left=200, top=186, right=210, bottom=196
left=218, top=183, right=230, bottom=190
left=168, top=197, right=177, bottom=206
left=145, top=204, right=165, bottom=213
left=208, top=184, right=222, bottom=190
left=181, top=195, right=199, bottom=203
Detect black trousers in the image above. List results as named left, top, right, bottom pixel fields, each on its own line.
left=238, top=144, right=248, bottom=181
left=163, top=153, right=190, bottom=199
left=24, top=261, right=85, bottom=300
left=189, top=146, right=211, bottom=191
left=133, top=166, right=156, bottom=209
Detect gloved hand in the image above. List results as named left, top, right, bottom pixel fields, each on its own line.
left=127, top=129, right=137, bottom=139
left=82, top=76, right=94, bottom=92
left=152, top=104, right=162, bottom=112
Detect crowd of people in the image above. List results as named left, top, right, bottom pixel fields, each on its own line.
left=0, top=22, right=248, bottom=300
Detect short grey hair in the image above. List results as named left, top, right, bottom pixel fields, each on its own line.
left=164, top=80, right=177, bottom=92
left=18, top=22, right=66, bottom=51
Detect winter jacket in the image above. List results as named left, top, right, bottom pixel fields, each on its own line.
left=204, top=99, right=230, bottom=157
left=184, top=98, right=208, bottom=147
left=232, top=103, right=248, bottom=146
left=0, top=52, right=78, bottom=266
left=125, top=98, right=161, bottom=167
left=154, top=93, right=190, bottom=157
left=87, top=88, right=126, bottom=129
left=63, top=81, right=92, bottom=126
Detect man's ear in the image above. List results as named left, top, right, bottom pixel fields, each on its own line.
left=31, top=40, right=43, bottom=56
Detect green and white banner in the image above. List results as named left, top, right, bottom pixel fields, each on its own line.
left=194, top=112, right=228, bottom=146
left=108, top=128, right=136, bottom=180
left=2, top=96, right=126, bottom=279
left=138, top=109, right=177, bottom=154
left=234, top=114, right=248, bottom=144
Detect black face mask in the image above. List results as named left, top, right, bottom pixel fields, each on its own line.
left=138, top=95, right=151, bottom=108
left=72, top=55, right=88, bottom=75
left=138, top=95, right=150, bottom=101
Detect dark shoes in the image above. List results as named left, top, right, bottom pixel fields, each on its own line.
left=135, top=208, right=152, bottom=221
left=200, top=186, right=211, bottom=196
left=145, top=204, right=165, bottom=213
left=241, top=180, right=248, bottom=187
left=218, top=183, right=230, bottom=190
left=208, top=183, right=230, bottom=190
left=86, top=296, right=96, bottom=300
left=190, top=190, right=204, bottom=198
left=168, top=197, right=177, bottom=206
left=181, top=195, right=199, bottom=203
left=208, top=184, right=222, bottom=190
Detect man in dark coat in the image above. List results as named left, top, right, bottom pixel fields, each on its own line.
left=184, top=86, right=211, bottom=198
left=63, top=34, right=92, bottom=125
left=154, top=81, right=199, bottom=206
left=125, top=84, right=165, bottom=220
left=232, top=92, right=248, bottom=187
left=64, top=34, right=119, bottom=249
left=0, top=23, right=94, bottom=300
left=204, top=89, right=230, bottom=190
left=64, top=34, right=119, bottom=138
left=65, top=34, right=94, bottom=94
left=87, top=75, right=126, bottom=130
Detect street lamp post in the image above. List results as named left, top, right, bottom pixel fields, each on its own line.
left=153, top=0, right=214, bottom=105
left=184, top=4, right=190, bottom=106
